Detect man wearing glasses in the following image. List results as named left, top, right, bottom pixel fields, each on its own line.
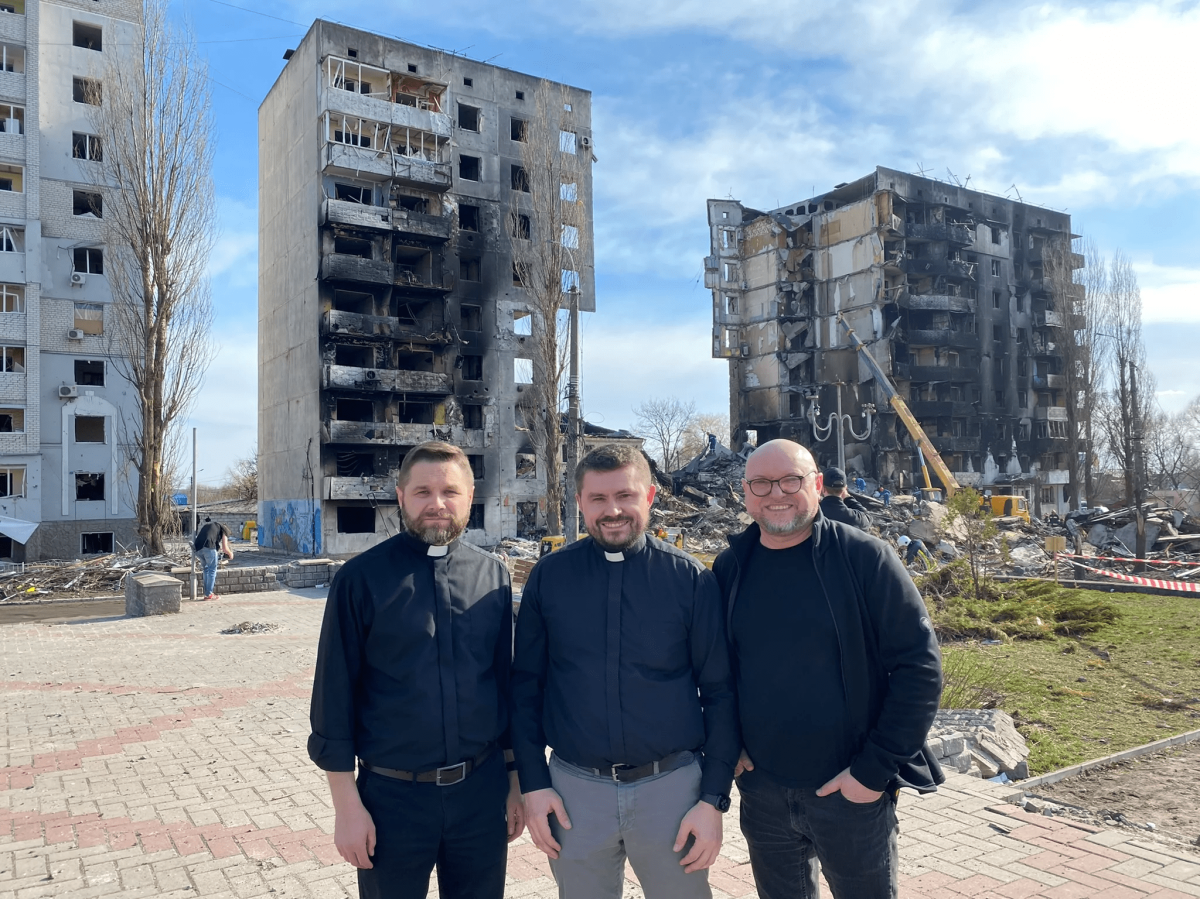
left=713, top=439, right=943, bottom=899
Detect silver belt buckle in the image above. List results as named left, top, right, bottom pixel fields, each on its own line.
left=436, top=761, right=467, bottom=786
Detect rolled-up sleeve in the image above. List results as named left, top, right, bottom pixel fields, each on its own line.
left=308, top=569, right=366, bottom=772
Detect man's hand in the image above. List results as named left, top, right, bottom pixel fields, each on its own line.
left=506, top=771, right=526, bottom=843
left=815, top=767, right=883, bottom=804
left=673, top=801, right=723, bottom=873
left=523, top=788, right=571, bottom=859
left=734, top=749, right=755, bottom=777
left=327, top=772, right=375, bottom=869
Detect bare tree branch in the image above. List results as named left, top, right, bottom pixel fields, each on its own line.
left=633, top=397, right=698, bottom=472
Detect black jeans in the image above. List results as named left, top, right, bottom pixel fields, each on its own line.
left=736, top=768, right=898, bottom=899
left=355, top=751, right=509, bottom=899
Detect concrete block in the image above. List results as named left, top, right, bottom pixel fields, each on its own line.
left=125, top=573, right=183, bottom=617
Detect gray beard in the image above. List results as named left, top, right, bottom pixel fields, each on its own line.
left=759, top=509, right=815, bottom=536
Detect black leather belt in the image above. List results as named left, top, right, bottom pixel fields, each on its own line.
left=576, top=750, right=694, bottom=784
left=359, top=745, right=496, bottom=786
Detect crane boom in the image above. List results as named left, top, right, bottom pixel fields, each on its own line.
left=836, top=313, right=961, bottom=498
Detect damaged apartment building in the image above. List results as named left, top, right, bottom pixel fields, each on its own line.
left=258, top=21, right=594, bottom=554
left=706, top=166, right=1082, bottom=515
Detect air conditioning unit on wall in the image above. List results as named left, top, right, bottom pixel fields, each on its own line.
left=67, top=329, right=85, bottom=340
left=59, top=385, right=79, bottom=399
left=70, top=271, right=87, bottom=286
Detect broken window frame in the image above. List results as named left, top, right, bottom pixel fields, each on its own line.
left=80, top=532, right=113, bottom=554
left=510, top=117, right=527, bottom=142
left=0, top=284, right=22, bottom=313
left=0, top=406, right=24, bottom=432
left=0, top=163, right=22, bottom=192
left=324, top=55, right=389, bottom=98
left=0, top=344, right=24, bottom=372
left=334, top=182, right=373, bottom=205
left=72, top=188, right=102, bottom=217
left=560, top=224, right=579, bottom=249
left=72, top=77, right=101, bottom=105
left=74, top=358, right=105, bottom=386
left=512, top=310, right=532, bottom=335
left=559, top=130, right=576, bottom=154
left=73, top=301, right=103, bottom=334
left=73, top=246, right=103, bottom=274
left=458, top=204, right=481, bottom=231
left=511, top=165, right=530, bottom=192
left=457, top=102, right=481, bottom=132
left=72, top=21, right=102, bottom=51
left=74, top=472, right=105, bottom=502
left=0, top=465, right=24, bottom=497
left=0, top=226, right=20, bottom=253
left=513, top=357, right=533, bottom=385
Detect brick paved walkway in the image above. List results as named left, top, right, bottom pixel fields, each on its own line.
left=2, top=588, right=1198, bottom=898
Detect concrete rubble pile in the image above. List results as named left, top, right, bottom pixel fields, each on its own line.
left=928, top=709, right=1030, bottom=780
left=0, top=550, right=189, bottom=601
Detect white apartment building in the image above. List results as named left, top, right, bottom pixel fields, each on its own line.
left=0, top=0, right=141, bottom=562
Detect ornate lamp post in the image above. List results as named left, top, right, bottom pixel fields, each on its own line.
left=806, top=383, right=875, bottom=471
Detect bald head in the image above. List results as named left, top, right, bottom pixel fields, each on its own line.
left=742, top=439, right=824, bottom=548
left=745, top=439, right=817, bottom=481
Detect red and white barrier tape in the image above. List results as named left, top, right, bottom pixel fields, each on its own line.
left=1053, top=552, right=1200, bottom=569
left=1054, top=554, right=1200, bottom=593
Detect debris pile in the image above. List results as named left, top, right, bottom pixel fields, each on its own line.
left=0, top=550, right=191, bottom=601
left=220, top=621, right=281, bottom=635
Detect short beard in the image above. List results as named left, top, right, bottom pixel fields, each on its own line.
left=758, top=509, right=816, bottom=537
left=587, top=516, right=642, bottom=552
left=402, top=510, right=467, bottom=546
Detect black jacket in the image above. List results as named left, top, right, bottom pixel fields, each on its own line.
left=713, top=514, right=944, bottom=793
left=511, top=534, right=739, bottom=797
left=819, top=494, right=871, bottom=531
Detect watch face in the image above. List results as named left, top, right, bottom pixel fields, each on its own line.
left=717, top=795, right=731, bottom=812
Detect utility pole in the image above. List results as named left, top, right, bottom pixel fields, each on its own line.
left=190, top=428, right=197, bottom=601
left=563, top=285, right=581, bottom=543
left=1130, top=361, right=1146, bottom=571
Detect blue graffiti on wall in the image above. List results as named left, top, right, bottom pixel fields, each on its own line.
left=259, top=500, right=322, bottom=555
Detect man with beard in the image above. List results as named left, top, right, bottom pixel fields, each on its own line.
left=309, top=441, right=524, bottom=899
left=713, top=439, right=942, bottom=899
left=511, top=444, right=738, bottom=899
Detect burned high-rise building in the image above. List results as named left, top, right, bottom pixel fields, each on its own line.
left=706, top=166, right=1081, bottom=514
left=258, top=21, right=594, bottom=554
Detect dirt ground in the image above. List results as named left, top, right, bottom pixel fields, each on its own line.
left=1034, top=740, right=1200, bottom=847
left=0, top=598, right=126, bottom=625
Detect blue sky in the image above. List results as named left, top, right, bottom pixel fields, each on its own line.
left=179, top=0, right=1200, bottom=484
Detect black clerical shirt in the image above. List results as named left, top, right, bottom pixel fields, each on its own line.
left=511, top=534, right=738, bottom=797
left=308, top=531, right=513, bottom=773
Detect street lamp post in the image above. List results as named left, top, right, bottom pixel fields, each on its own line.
left=563, top=284, right=581, bottom=543
left=807, top=383, right=875, bottom=472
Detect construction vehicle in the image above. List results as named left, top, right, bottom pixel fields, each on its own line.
left=838, top=313, right=961, bottom=501
left=982, top=493, right=1030, bottom=524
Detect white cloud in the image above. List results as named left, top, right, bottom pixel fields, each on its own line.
left=208, top=197, right=258, bottom=288
left=184, top=326, right=258, bottom=482
left=1134, top=260, right=1200, bottom=323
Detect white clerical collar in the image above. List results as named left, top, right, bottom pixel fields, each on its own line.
left=604, top=551, right=624, bottom=562
left=427, top=544, right=449, bottom=557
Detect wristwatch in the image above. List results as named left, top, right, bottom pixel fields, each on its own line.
left=699, top=792, right=731, bottom=812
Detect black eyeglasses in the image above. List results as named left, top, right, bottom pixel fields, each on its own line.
left=746, top=472, right=816, bottom=497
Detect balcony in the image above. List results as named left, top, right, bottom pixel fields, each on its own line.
left=322, top=310, right=453, bottom=343
left=392, top=208, right=452, bottom=242
left=324, top=476, right=399, bottom=501
left=0, top=9, right=25, bottom=44
left=320, top=253, right=393, bottom=285
left=905, top=222, right=973, bottom=245
left=1031, top=373, right=1066, bottom=390
left=322, top=364, right=453, bottom=394
left=1043, top=469, right=1070, bottom=485
left=908, top=400, right=976, bottom=418
left=898, top=292, right=974, bottom=313
left=321, top=85, right=452, bottom=141
left=392, top=155, right=453, bottom=192
left=326, top=420, right=487, bottom=448
left=902, top=257, right=976, bottom=280
left=927, top=436, right=982, bottom=453
left=394, top=268, right=452, bottom=295
left=323, top=142, right=393, bottom=180
left=1034, top=406, right=1069, bottom=422
left=908, top=365, right=976, bottom=382
left=1031, top=337, right=1059, bottom=357
left=322, top=197, right=392, bottom=231
left=905, top=329, right=977, bottom=349
left=1035, top=309, right=1063, bottom=328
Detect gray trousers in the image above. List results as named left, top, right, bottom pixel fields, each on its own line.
left=548, top=752, right=713, bottom=899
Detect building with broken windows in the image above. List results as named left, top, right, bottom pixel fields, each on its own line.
left=0, top=1, right=142, bottom=562
left=258, top=21, right=594, bottom=554
left=706, top=166, right=1081, bottom=514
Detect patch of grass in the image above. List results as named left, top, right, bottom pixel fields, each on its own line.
left=920, top=560, right=1121, bottom=641
left=937, top=584, right=1200, bottom=775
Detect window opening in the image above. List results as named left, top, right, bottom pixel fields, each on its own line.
left=463, top=405, right=483, bottom=428
left=335, top=183, right=372, bottom=204
left=73, top=247, right=104, bottom=274
left=0, top=227, right=20, bottom=252
left=561, top=225, right=579, bottom=249
left=510, top=117, right=526, bottom=141
left=336, top=506, right=376, bottom=534
left=72, top=21, right=102, bottom=50
left=73, top=189, right=102, bottom=217
left=336, top=452, right=374, bottom=477
left=515, top=90, right=524, bottom=100
left=460, top=304, right=482, bottom=330
left=75, top=415, right=105, bottom=442
left=511, top=165, right=530, bottom=192
left=458, top=103, right=480, bottom=131
left=516, top=452, right=536, bottom=479
left=333, top=235, right=373, bottom=259
left=0, top=164, right=22, bottom=192
left=394, top=194, right=426, bottom=212
left=559, top=130, right=576, bottom=154
left=0, top=44, right=25, bottom=73
left=0, top=407, right=23, bottom=432
left=72, top=132, right=102, bottom=160
left=74, top=359, right=104, bottom=385
left=0, top=284, right=22, bottom=313
left=335, top=398, right=374, bottom=422
left=460, top=355, right=483, bottom=380
left=74, top=301, right=103, bottom=334
left=459, top=204, right=480, bottom=231
left=468, top=504, right=484, bottom=529
left=407, top=63, right=418, bottom=73
left=514, top=358, right=533, bottom=384
left=513, top=311, right=532, bottom=335
left=0, top=466, right=23, bottom=496
left=1, top=345, right=24, bottom=372
left=511, top=214, right=530, bottom=239
left=75, top=473, right=104, bottom=501
left=458, top=155, right=480, bottom=181
left=81, top=532, right=114, bottom=554
left=459, top=258, right=480, bottom=282
left=560, top=182, right=578, bottom=202
left=0, top=104, right=23, bottom=135
left=72, top=77, right=101, bottom=105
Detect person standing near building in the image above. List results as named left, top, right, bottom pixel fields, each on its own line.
left=512, top=444, right=739, bottom=899
left=715, top=439, right=943, bottom=899
left=193, top=516, right=233, bottom=601
left=819, top=467, right=872, bottom=531
left=309, top=442, right=523, bottom=899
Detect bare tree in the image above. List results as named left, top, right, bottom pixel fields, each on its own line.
left=633, top=398, right=698, bottom=472
left=87, top=1, right=217, bottom=554
left=678, top=411, right=730, bottom=463
left=509, top=81, right=593, bottom=535
left=226, top=446, right=259, bottom=503
left=1143, top=405, right=1200, bottom=492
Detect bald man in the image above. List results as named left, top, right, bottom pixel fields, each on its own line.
left=713, top=439, right=943, bottom=899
